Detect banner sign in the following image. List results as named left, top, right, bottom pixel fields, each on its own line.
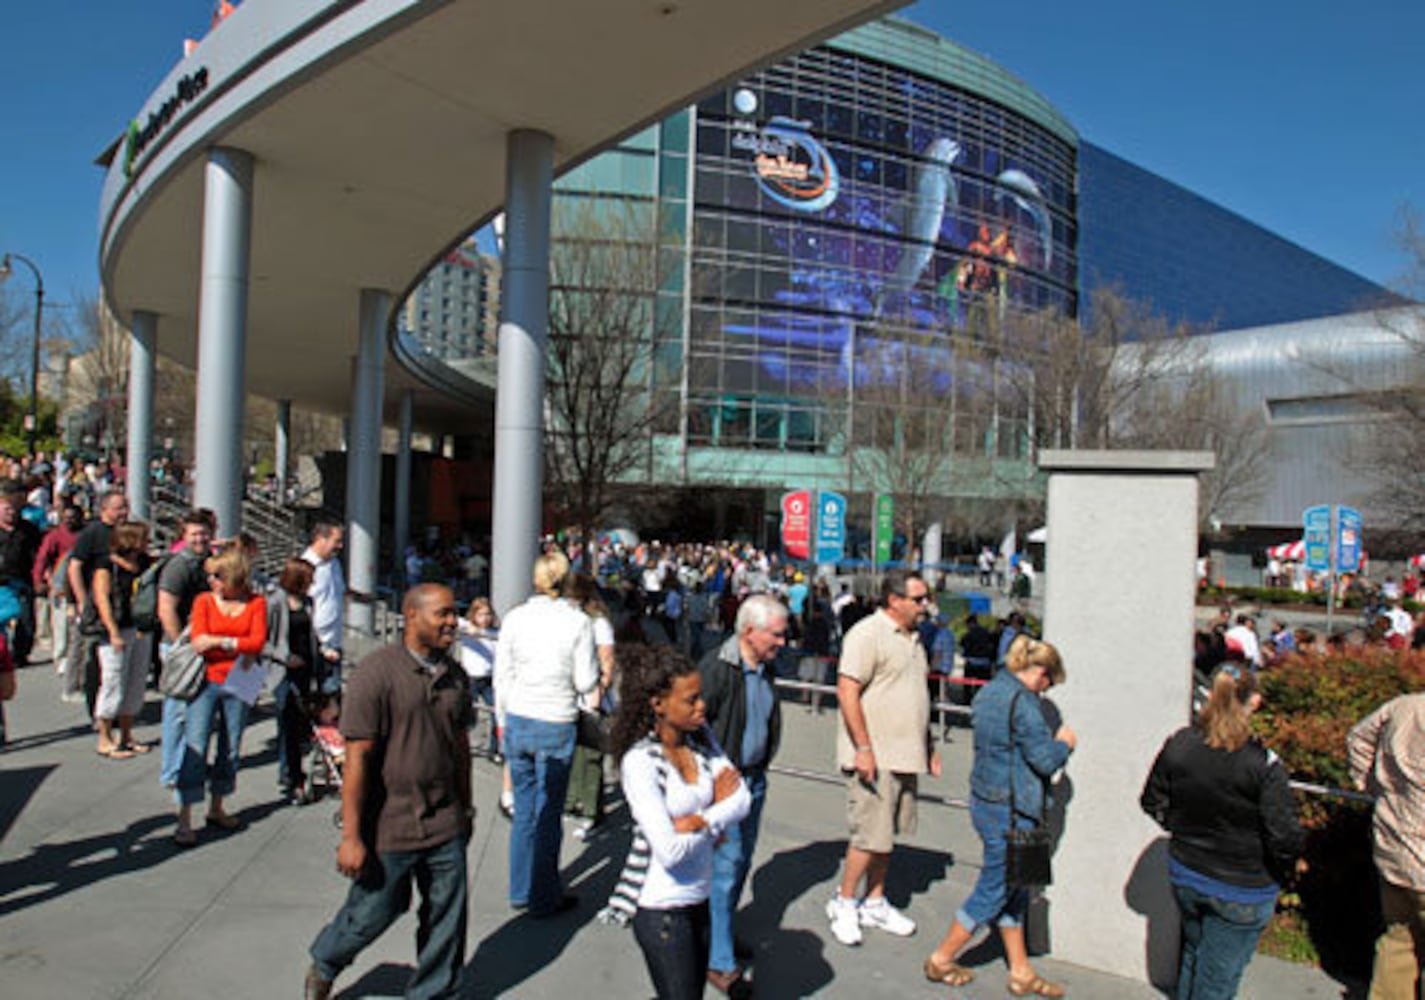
left=1303, top=505, right=1331, bottom=573
left=874, top=493, right=895, bottom=565
left=781, top=490, right=812, bottom=561
left=1337, top=505, right=1363, bottom=574
left=815, top=490, right=846, bottom=564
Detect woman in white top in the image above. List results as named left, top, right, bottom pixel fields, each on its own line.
left=456, top=597, right=500, bottom=758
left=564, top=574, right=617, bottom=837
left=613, top=644, right=750, bottom=999
left=493, top=550, right=599, bottom=917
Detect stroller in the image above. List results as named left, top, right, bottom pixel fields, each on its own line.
left=294, top=688, right=346, bottom=812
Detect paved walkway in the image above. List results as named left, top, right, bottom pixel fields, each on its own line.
left=0, top=641, right=1355, bottom=999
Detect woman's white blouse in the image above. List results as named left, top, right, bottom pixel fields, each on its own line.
left=620, top=742, right=751, bottom=909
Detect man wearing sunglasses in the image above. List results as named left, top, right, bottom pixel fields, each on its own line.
left=827, top=567, right=941, bottom=947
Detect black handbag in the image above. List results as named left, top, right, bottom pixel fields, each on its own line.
left=1004, top=689, right=1054, bottom=889
left=575, top=709, right=611, bottom=754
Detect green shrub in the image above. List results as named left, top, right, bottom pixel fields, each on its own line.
left=1198, top=585, right=1422, bottom=614
left=1251, top=648, right=1425, bottom=974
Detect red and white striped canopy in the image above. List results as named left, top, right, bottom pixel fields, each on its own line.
left=1266, top=540, right=1305, bottom=560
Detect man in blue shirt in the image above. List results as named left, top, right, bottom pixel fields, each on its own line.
left=697, top=594, right=786, bottom=998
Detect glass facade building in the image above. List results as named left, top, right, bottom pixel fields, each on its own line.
left=407, top=17, right=1390, bottom=531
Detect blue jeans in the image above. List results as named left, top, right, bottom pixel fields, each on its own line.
left=310, top=835, right=468, bottom=1000
left=709, top=766, right=767, bottom=973
left=957, top=798, right=1033, bottom=932
left=175, top=680, right=249, bottom=806
left=469, top=678, right=497, bottom=755
left=1172, top=883, right=1274, bottom=1000
left=633, top=901, right=710, bottom=1000
left=160, top=695, right=187, bottom=787
left=503, top=713, right=575, bottom=912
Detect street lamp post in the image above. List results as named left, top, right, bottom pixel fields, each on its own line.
left=0, top=252, right=43, bottom=456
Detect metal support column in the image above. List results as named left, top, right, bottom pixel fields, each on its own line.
left=490, top=129, right=553, bottom=616
left=345, top=289, right=388, bottom=637
left=275, top=399, right=291, bottom=504
left=393, top=389, right=413, bottom=590
left=126, top=309, right=157, bottom=521
left=193, top=147, right=254, bottom=537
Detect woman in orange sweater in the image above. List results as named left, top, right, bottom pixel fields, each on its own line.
left=173, top=544, right=267, bottom=846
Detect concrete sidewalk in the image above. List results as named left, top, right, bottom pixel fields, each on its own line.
left=0, top=641, right=1353, bottom=999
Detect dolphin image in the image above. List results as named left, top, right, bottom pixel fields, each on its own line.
left=884, top=138, right=961, bottom=297
left=994, top=169, right=1052, bottom=269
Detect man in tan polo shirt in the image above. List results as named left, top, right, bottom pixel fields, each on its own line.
left=827, top=568, right=940, bottom=946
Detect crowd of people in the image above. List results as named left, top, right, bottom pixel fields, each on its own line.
left=0, top=484, right=1421, bottom=998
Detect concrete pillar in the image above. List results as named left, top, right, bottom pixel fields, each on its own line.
left=192, top=147, right=253, bottom=537
left=1040, top=449, right=1214, bottom=986
left=922, top=521, right=943, bottom=588
left=125, top=309, right=157, bottom=522
left=393, top=389, right=414, bottom=589
left=345, top=289, right=388, bottom=637
left=490, top=129, right=553, bottom=617
left=275, top=399, right=291, bottom=503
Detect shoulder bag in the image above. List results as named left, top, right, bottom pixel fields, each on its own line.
left=159, top=628, right=207, bottom=702
left=1004, top=688, right=1054, bottom=889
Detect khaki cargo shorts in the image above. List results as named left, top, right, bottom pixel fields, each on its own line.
left=845, top=769, right=918, bottom=854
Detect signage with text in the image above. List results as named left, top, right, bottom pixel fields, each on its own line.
left=874, top=494, right=895, bottom=565
left=815, top=490, right=846, bottom=564
left=781, top=490, right=812, bottom=561
left=1337, top=505, right=1363, bottom=574
left=1303, top=505, right=1331, bottom=573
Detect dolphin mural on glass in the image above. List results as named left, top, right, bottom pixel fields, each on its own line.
left=883, top=137, right=961, bottom=299
left=993, top=168, right=1051, bottom=270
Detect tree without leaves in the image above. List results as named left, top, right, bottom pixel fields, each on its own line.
left=1332, top=207, right=1425, bottom=535
left=543, top=200, right=673, bottom=550
left=991, top=288, right=1269, bottom=529
left=838, top=322, right=984, bottom=549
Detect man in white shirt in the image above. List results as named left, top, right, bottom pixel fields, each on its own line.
left=1223, top=614, right=1262, bottom=669
left=302, top=518, right=346, bottom=682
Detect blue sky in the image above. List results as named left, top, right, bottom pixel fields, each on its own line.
left=1, top=0, right=1421, bottom=314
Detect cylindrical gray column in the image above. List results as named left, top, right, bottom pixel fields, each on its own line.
left=345, top=289, right=388, bottom=637
left=491, top=129, right=554, bottom=617
left=193, top=147, right=254, bottom=537
left=393, top=389, right=414, bottom=590
left=126, top=309, right=158, bottom=522
left=275, top=399, right=291, bottom=503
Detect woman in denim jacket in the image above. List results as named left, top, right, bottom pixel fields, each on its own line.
left=924, top=635, right=1077, bottom=997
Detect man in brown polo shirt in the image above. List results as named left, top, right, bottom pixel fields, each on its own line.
left=306, top=584, right=472, bottom=1000
left=826, top=568, right=940, bottom=947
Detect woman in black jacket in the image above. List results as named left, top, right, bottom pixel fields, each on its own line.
left=1141, top=664, right=1304, bottom=1000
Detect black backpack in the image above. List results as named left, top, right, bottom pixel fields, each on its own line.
left=131, top=554, right=173, bottom=635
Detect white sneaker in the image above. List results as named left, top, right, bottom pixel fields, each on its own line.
left=825, top=895, right=863, bottom=946
left=858, top=896, right=916, bottom=936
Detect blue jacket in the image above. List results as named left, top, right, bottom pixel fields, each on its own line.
left=969, top=670, right=1071, bottom=818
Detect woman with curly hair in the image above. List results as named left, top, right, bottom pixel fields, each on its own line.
left=612, top=644, right=750, bottom=1000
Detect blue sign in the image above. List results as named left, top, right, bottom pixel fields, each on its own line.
left=1337, top=506, right=1363, bottom=573
left=815, top=490, right=847, bottom=564
left=1303, top=505, right=1331, bottom=572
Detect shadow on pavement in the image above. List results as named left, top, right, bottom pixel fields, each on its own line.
left=0, top=721, right=93, bottom=755
left=464, top=812, right=632, bottom=999
left=740, top=840, right=955, bottom=996
left=0, top=764, right=56, bottom=841
left=0, top=796, right=288, bottom=918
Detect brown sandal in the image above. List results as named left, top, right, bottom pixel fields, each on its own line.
left=924, top=954, right=975, bottom=987
left=1008, top=972, right=1066, bottom=997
